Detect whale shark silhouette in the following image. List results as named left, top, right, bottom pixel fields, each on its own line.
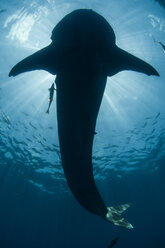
left=9, top=9, right=159, bottom=229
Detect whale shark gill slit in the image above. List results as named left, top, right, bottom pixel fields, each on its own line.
left=9, top=9, right=159, bottom=229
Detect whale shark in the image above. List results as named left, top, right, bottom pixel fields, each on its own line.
left=9, top=9, right=159, bottom=229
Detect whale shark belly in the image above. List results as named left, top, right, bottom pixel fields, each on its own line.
left=55, top=52, right=108, bottom=216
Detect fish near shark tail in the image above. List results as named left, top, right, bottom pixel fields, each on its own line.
left=9, top=44, right=57, bottom=77
left=107, top=46, right=159, bottom=77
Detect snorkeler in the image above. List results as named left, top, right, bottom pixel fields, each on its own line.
left=46, top=82, right=56, bottom=114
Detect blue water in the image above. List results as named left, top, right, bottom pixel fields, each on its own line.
left=0, top=0, right=165, bottom=247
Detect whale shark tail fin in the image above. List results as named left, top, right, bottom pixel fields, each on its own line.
left=107, top=46, right=159, bottom=77
left=105, top=203, right=133, bottom=229
left=9, top=44, right=57, bottom=77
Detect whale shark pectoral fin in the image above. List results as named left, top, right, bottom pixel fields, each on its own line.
left=9, top=43, right=57, bottom=77
left=107, top=46, right=159, bottom=77
left=118, top=47, right=159, bottom=76
left=105, top=203, right=133, bottom=229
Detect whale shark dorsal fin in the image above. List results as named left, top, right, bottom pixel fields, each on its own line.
left=9, top=44, right=58, bottom=77
left=106, top=46, right=159, bottom=77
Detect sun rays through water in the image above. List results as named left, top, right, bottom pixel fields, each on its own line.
left=0, top=0, right=165, bottom=176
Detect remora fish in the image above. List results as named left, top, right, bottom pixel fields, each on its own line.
left=46, top=82, right=55, bottom=114
left=156, top=41, right=165, bottom=53
left=9, top=9, right=159, bottom=228
left=108, top=237, right=119, bottom=248
left=0, top=9, right=6, bottom=14
left=153, top=37, right=165, bottom=53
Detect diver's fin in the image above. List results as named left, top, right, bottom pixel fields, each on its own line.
left=46, top=109, right=49, bottom=114
left=9, top=43, right=58, bottom=77
left=105, top=203, right=133, bottom=229
left=107, top=46, right=159, bottom=77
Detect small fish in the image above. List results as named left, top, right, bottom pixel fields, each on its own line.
left=0, top=9, right=6, bottom=14
left=153, top=37, right=165, bottom=53
left=46, top=82, right=55, bottom=114
left=108, top=237, right=119, bottom=248
left=157, top=41, right=165, bottom=53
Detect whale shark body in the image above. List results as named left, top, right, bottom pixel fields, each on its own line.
left=9, top=9, right=159, bottom=229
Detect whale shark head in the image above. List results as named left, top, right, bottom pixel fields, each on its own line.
left=9, top=9, right=159, bottom=78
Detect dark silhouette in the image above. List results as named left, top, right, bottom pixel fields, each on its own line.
left=108, top=237, right=119, bottom=248
left=153, top=36, right=165, bottom=53
left=9, top=9, right=159, bottom=228
left=46, top=82, right=55, bottom=114
left=155, top=40, right=165, bottom=53
left=0, top=9, right=6, bottom=14
left=155, top=0, right=165, bottom=9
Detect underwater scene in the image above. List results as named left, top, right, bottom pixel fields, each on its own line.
left=0, top=0, right=165, bottom=247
